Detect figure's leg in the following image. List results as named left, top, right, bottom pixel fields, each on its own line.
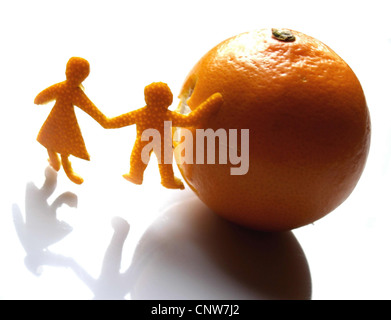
left=123, top=141, right=149, bottom=185
left=100, top=217, right=130, bottom=279
left=47, top=149, right=61, bottom=171
left=61, top=154, right=84, bottom=185
left=158, top=163, right=185, bottom=190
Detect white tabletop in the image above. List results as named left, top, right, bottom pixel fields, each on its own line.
left=0, top=0, right=390, bottom=300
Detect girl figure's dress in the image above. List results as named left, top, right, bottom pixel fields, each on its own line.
left=35, top=57, right=108, bottom=184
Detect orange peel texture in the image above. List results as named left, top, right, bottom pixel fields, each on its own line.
left=35, top=57, right=109, bottom=184
left=105, top=82, right=223, bottom=189
left=175, top=28, right=370, bottom=231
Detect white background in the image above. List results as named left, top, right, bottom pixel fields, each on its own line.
left=0, top=0, right=390, bottom=300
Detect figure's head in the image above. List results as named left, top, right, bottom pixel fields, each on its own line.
left=144, top=82, right=173, bottom=109
left=65, top=57, right=90, bottom=85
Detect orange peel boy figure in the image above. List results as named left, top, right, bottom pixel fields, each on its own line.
left=106, top=82, right=223, bottom=190
left=34, top=57, right=109, bottom=184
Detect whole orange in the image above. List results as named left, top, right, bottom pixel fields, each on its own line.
left=174, top=28, right=371, bottom=231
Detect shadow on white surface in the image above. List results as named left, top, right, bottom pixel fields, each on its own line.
left=129, top=199, right=312, bottom=300
left=11, top=166, right=311, bottom=300
left=12, top=166, right=77, bottom=276
left=10, top=166, right=132, bottom=299
left=66, top=216, right=132, bottom=300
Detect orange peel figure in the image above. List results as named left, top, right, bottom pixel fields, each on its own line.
left=35, top=57, right=109, bottom=184
left=106, top=82, right=223, bottom=190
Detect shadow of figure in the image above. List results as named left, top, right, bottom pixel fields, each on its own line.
left=11, top=166, right=132, bottom=299
left=12, top=166, right=77, bottom=275
left=129, top=198, right=312, bottom=300
left=69, top=196, right=311, bottom=300
left=68, top=217, right=131, bottom=300
left=12, top=168, right=311, bottom=300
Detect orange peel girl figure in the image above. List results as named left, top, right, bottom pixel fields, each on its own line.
left=106, top=82, right=223, bottom=190
left=34, top=57, right=109, bottom=185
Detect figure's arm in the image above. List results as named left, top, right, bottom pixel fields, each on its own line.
left=104, top=110, right=139, bottom=129
left=171, top=92, right=223, bottom=127
left=51, top=192, right=78, bottom=211
left=73, top=88, right=110, bottom=128
left=34, top=83, right=61, bottom=105
left=74, top=88, right=139, bottom=129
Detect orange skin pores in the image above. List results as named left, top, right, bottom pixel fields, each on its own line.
left=105, top=82, right=223, bottom=190
left=35, top=58, right=223, bottom=188
left=35, top=57, right=109, bottom=184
